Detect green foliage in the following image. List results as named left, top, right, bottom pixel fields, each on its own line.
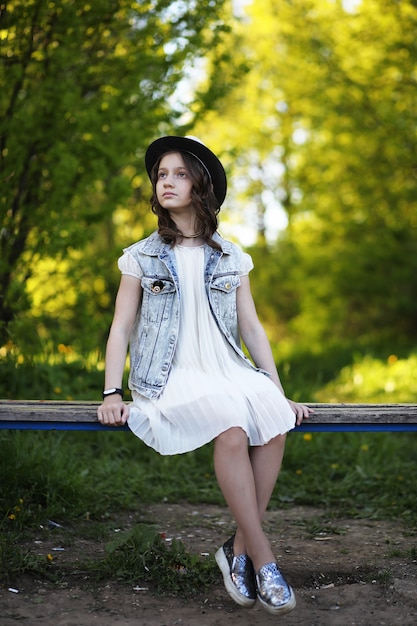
left=316, top=353, right=417, bottom=403
left=277, top=347, right=417, bottom=403
left=2, top=0, right=417, bottom=362
left=93, top=525, right=218, bottom=593
left=0, top=0, right=230, bottom=352
left=195, top=0, right=417, bottom=348
left=0, top=350, right=104, bottom=400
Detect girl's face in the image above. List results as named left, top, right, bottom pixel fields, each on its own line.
left=156, top=152, right=193, bottom=214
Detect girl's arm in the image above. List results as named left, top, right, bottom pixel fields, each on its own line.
left=236, top=274, right=312, bottom=426
left=97, top=274, right=142, bottom=426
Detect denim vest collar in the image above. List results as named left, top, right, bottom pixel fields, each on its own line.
left=139, top=230, right=234, bottom=257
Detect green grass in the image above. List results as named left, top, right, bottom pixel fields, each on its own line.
left=1, top=346, right=417, bottom=592
left=91, top=525, right=218, bottom=593
left=281, top=431, right=416, bottom=523
left=4, top=429, right=414, bottom=530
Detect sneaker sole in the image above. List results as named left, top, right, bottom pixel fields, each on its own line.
left=257, top=586, right=297, bottom=615
left=215, top=547, right=256, bottom=608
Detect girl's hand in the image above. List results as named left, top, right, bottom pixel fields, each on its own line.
left=97, top=396, right=130, bottom=426
left=287, top=399, right=314, bottom=427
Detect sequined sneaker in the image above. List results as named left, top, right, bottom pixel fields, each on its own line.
left=215, top=535, right=256, bottom=608
left=256, top=561, right=296, bottom=615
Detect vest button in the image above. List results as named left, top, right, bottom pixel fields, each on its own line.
left=151, top=280, right=164, bottom=293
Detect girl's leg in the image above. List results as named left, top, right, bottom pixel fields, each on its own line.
left=213, top=427, right=283, bottom=571
left=234, top=434, right=286, bottom=555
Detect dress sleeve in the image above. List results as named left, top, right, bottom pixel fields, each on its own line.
left=239, top=251, right=254, bottom=276
left=117, top=251, right=143, bottom=280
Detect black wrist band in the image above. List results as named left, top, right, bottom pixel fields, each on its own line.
left=102, top=388, right=124, bottom=400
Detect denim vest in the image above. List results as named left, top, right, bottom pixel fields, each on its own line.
left=125, top=231, right=261, bottom=399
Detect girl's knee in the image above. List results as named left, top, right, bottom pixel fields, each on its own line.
left=216, top=427, right=248, bottom=452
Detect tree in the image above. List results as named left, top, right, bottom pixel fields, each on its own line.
left=193, top=0, right=417, bottom=348
left=0, top=0, right=229, bottom=351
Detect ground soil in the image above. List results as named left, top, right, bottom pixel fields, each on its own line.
left=1, top=503, right=417, bottom=625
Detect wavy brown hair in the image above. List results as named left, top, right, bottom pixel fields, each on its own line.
left=150, top=151, right=222, bottom=250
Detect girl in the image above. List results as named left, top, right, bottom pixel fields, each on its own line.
left=97, top=136, right=312, bottom=615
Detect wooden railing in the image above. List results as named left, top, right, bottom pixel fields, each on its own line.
left=1, top=400, right=417, bottom=432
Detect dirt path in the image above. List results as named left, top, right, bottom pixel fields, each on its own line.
left=2, top=504, right=417, bottom=625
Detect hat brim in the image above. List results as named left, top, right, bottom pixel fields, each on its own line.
left=145, top=136, right=227, bottom=206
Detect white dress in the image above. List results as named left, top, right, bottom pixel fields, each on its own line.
left=118, top=244, right=295, bottom=455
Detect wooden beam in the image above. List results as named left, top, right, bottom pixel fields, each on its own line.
left=1, top=400, right=417, bottom=432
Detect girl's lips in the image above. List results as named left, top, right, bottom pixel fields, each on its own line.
left=163, top=192, right=175, bottom=198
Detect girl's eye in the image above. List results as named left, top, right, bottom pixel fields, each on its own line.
left=157, top=170, right=188, bottom=179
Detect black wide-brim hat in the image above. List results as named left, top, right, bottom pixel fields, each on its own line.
left=145, top=135, right=227, bottom=206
